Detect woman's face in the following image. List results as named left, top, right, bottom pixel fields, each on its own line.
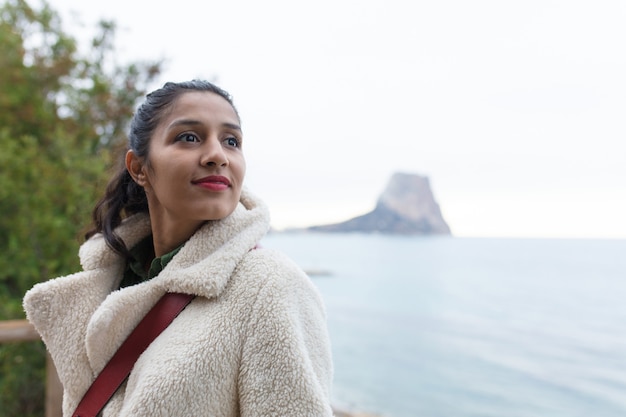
left=129, top=91, right=245, bottom=234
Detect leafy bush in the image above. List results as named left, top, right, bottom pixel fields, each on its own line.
left=0, top=1, right=161, bottom=414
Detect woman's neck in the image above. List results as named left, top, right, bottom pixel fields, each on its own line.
left=149, top=218, right=204, bottom=257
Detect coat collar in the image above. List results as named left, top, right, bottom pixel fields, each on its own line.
left=153, top=187, right=270, bottom=298
left=78, top=188, right=270, bottom=299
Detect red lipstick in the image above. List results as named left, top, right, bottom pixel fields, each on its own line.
left=192, top=175, right=231, bottom=191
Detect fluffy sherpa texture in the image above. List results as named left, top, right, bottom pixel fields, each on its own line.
left=23, top=189, right=334, bottom=417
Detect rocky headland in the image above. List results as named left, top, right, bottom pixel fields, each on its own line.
left=307, top=172, right=451, bottom=235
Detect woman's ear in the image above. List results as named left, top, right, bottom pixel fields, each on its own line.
left=125, top=150, right=147, bottom=186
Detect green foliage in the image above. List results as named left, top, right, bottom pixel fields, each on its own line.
left=0, top=341, right=46, bottom=417
left=0, top=0, right=162, bottom=415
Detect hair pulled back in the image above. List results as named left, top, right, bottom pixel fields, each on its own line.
left=85, top=80, right=237, bottom=257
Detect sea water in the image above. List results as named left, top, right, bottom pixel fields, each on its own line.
left=260, top=233, right=626, bottom=417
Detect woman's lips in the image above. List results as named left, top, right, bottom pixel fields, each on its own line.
left=192, top=175, right=230, bottom=191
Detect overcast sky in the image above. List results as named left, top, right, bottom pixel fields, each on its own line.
left=47, top=0, right=626, bottom=238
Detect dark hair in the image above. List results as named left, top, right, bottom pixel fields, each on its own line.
left=85, top=80, right=238, bottom=257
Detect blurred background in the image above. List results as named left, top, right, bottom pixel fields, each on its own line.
left=38, top=0, right=626, bottom=238
left=1, top=0, right=625, bottom=416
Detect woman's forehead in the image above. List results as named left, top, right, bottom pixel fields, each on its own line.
left=161, top=91, right=235, bottom=120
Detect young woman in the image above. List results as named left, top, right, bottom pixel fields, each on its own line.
left=23, top=80, right=334, bottom=416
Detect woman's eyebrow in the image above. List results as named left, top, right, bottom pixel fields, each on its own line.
left=168, top=119, right=203, bottom=129
left=222, top=122, right=242, bottom=131
left=168, top=119, right=241, bottom=131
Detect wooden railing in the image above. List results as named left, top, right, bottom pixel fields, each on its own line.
left=0, top=320, right=62, bottom=417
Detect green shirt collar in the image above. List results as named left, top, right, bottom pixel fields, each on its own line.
left=120, top=235, right=183, bottom=288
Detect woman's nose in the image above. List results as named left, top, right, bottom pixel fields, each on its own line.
left=200, top=138, right=228, bottom=167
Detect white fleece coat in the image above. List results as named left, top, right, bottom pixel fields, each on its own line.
left=23, top=190, right=334, bottom=417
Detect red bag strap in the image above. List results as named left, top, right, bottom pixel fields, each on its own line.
left=72, top=292, right=195, bottom=417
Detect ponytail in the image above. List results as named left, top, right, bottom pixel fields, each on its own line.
left=84, top=165, right=148, bottom=258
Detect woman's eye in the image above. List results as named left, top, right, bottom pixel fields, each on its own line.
left=176, top=133, right=199, bottom=143
left=225, top=137, right=240, bottom=148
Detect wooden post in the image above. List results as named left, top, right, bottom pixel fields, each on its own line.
left=45, top=352, right=63, bottom=417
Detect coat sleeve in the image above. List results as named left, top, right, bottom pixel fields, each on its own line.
left=238, top=250, right=334, bottom=417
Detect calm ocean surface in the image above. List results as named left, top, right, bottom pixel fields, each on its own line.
left=260, top=233, right=626, bottom=417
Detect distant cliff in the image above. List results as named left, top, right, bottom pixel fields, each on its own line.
left=308, top=172, right=451, bottom=235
